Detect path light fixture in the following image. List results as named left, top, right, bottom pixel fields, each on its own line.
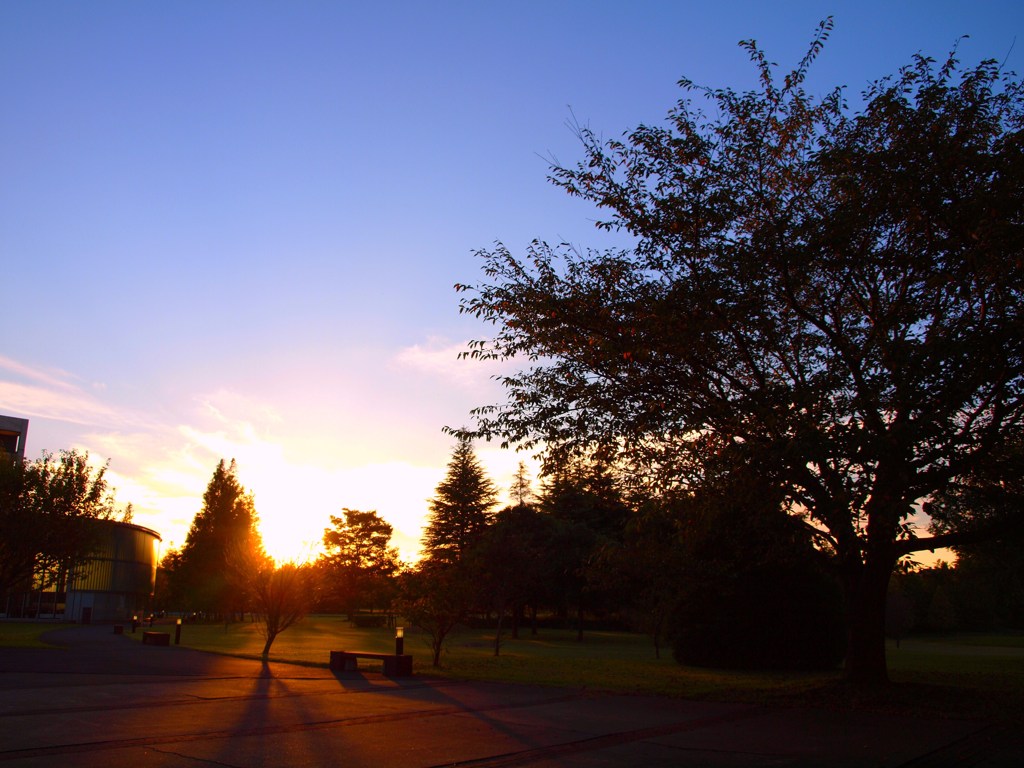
left=175, top=617, right=182, bottom=645
left=395, top=626, right=404, bottom=656
left=132, top=615, right=138, bottom=633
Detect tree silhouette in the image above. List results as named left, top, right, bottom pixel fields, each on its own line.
left=423, top=438, right=497, bottom=564
left=397, top=562, right=477, bottom=667
left=319, top=508, right=400, bottom=614
left=455, top=20, right=1024, bottom=685
left=174, top=459, right=264, bottom=618
left=509, top=461, right=535, bottom=507
left=1, top=450, right=125, bottom=601
left=249, top=561, right=311, bottom=659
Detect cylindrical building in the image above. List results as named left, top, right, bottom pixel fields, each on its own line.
left=64, top=520, right=162, bottom=624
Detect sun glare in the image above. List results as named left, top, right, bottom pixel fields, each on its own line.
left=240, top=448, right=542, bottom=567
left=239, top=458, right=444, bottom=566
left=113, top=411, right=545, bottom=570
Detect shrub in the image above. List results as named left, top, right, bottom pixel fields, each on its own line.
left=669, top=559, right=846, bottom=671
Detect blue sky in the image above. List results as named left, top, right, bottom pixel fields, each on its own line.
left=3, top=1, right=1022, bottom=562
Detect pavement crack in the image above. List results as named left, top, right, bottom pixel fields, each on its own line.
left=151, top=746, right=246, bottom=768
left=427, top=705, right=766, bottom=767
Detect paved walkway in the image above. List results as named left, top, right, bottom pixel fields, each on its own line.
left=0, top=625, right=1021, bottom=767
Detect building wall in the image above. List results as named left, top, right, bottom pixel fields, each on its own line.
left=0, top=414, right=29, bottom=459
left=64, top=520, right=162, bottom=623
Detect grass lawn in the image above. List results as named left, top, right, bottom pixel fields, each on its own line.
left=0, top=621, right=63, bottom=648
left=121, top=615, right=1024, bottom=722
left=9, top=615, right=1022, bottom=722
left=878, top=633, right=1024, bottom=722
left=124, top=615, right=831, bottom=700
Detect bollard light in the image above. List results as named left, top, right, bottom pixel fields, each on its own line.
left=174, top=617, right=182, bottom=645
left=395, top=626, right=404, bottom=656
left=132, top=615, right=139, bottom=633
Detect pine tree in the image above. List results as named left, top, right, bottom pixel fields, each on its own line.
left=175, top=459, right=265, bottom=617
left=509, top=461, right=534, bottom=508
left=423, top=438, right=497, bottom=564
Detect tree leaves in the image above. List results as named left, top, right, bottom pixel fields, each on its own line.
left=456, top=25, right=1024, bottom=683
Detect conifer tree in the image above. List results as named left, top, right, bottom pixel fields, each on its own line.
left=175, top=459, right=265, bottom=617
left=423, top=438, right=497, bottom=564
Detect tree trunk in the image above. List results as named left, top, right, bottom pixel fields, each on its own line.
left=493, top=606, right=504, bottom=656
left=431, top=637, right=443, bottom=667
left=261, top=631, right=276, bottom=660
left=842, top=549, right=895, bottom=686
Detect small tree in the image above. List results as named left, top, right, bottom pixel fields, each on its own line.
left=250, top=563, right=312, bottom=659
left=397, top=563, right=477, bottom=667
left=423, top=437, right=497, bottom=564
left=509, top=462, right=535, bottom=507
left=471, top=503, right=549, bottom=653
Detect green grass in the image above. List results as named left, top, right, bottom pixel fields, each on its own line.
left=131, top=615, right=829, bottom=700
left=886, top=634, right=1024, bottom=700
left=0, top=621, right=63, bottom=648
left=21, top=616, right=1024, bottom=723
left=163, top=617, right=1024, bottom=722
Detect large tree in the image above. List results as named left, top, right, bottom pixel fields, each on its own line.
left=422, top=437, right=498, bottom=564
left=319, top=508, right=401, bottom=614
left=173, top=459, right=265, bottom=617
left=1, top=450, right=125, bottom=601
left=456, top=21, right=1024, bottom=685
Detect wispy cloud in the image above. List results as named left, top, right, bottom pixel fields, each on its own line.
left=0, top=353, right=523, bottom=565
left=394, top=336, right=509, bottom=392
left=0, top=356, right=128, bottom=427
left=0, top=354, right=80, bottom=391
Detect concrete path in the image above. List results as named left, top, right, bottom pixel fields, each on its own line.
left=0, top=625, right=1021, bottom=767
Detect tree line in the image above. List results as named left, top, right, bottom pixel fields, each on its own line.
left=158, top=432, right=1022, bottom=671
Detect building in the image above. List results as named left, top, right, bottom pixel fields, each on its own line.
left=0, top=414, right=162, bottom=622
left=63, top=519, right=163, bottom=623
left=0, top=414, right=29, bottom=459
left=3, top=518, right=162, bottom=622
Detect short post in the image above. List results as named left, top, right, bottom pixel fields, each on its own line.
left=132, top=615, right=138, bottom=633
left=395, top=626, right=404, bottom=656
left=174, top=617, right=182, bottom=645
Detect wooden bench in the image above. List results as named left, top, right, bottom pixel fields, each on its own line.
left=142, top=631, right=170, bottom=646
left=330, top=651, right=412, bottom=677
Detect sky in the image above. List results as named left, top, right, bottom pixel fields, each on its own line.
left=2, top=1, right=1023, bottom=564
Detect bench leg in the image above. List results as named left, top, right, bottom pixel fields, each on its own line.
left=383, top=655, right=412, bottom=677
